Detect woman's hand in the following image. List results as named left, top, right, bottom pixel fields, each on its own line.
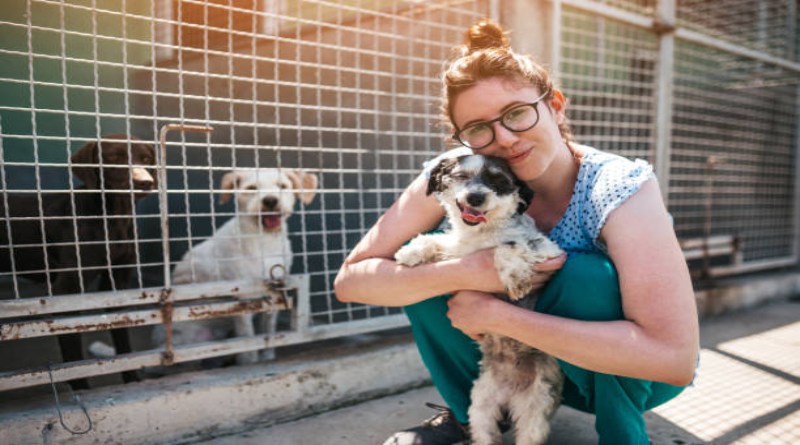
left=448, top=252, right=567, bottom=340
left=447, top=290, right=498, bottom=340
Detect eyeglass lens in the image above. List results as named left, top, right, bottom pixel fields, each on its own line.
left=458, top=104, right=540, bottom=149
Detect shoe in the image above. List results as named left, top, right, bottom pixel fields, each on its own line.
left=382, top=402, right=470, bottom=445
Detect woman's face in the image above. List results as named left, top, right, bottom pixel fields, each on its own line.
left=450, top=77, right=565, bottom=181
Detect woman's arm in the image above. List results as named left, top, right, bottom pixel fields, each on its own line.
left=447, top=179, right=699, bottom=386
left=334, top=175, right=506, bottom=306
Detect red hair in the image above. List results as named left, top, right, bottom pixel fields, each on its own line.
left=442, top=19, right=574, bottom=144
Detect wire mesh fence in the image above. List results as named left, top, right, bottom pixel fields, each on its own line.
left=677, top=0, right=798, bottom=61
left=669, top=40, right=797, bottom=265
left=0, top=0, right=797, bottom=391
left=0, top=0, right=491, bottom=391
left=560, top=7, right=659, bottom=161
left=559, top=0, right=798, bottom=274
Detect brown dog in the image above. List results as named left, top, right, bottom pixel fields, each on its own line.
left=0, top=134, right=157, bottom=388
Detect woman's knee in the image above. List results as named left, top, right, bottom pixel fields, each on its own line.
left=536, top=253, right=623, bottom=321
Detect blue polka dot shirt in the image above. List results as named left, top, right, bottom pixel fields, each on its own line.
left=548, top=145, right=654, bottom=254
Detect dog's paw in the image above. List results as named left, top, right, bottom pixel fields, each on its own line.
left=495, top=241, right=562, bottom=300
left=394, top=245, right=425, bottom=266
left=394, top=236, right=443, bottom=266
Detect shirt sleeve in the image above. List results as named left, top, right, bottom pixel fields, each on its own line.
left=584, top=156, right=655, bottom=250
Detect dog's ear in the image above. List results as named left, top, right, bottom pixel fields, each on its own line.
left=219, top=171, right=245, bottom=205
left=286, top=170, right=319, bottom=205
left=70, top=140, right=99, bottom=189
left=426, top=157, right=458, bottom=196
left=515, top=178, right=534, bottom=214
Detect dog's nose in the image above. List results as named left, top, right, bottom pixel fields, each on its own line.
left=262, top=196, right=279, bottom=209
left=466, top=192, right=485, bottom=207
left=132, top=168, right=156, bottom=191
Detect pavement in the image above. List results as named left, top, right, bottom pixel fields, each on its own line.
left=187, top=297, right=800, bottom=445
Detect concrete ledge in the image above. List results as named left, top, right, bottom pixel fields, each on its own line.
left=695, top=270, right=800, bottom=317
left=0, top=334, right=429, bottom=445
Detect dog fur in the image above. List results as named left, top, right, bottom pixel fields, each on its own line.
left=160, top=168, right=318, bottom=365
left=0, top=134, right=157, bottom=388
left=394, top=154, right=564, bottom=445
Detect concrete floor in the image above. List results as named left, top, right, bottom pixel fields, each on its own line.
left=189, top=298, right=800, bottom=445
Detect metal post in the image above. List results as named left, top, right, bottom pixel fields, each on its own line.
left=788, top=0, right=797, bottom=63
left=653, top=0, right=676, bottom=202
left=551, top=0, right=562, bottom=81
left=489, top=0, right=501, bottom=24
left=794, top=82, right=800, bottom=265
left=500, top=0, right=555, bottom=70
left=789, top=2, right=800, bottom=267
left=157, top=124, right=214, bottom=288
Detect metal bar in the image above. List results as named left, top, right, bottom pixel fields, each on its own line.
left=489, top=0, right=500, bottom=23
left=674, top=27, right=800, bottom=74
left=680, top=235, right=735, bottom=250
left=0, top=312, right=407, bottom=392
left=653, top=0, right=675, bottom=200
left=301, top=313, right=408, bottom=342
left=560, top=0, right=654, bottom=30
left=0, top=340, right=271, bottom=391
left=551, top=0, right=562, bottom=81
left=1, top=293, right=292, bottom=341
left=157, top=124, right=214, bottom=287
left=683, top=246, right=738, bottom=261
left=558, top=0, right=800, bottom=74
left=0, top=278, right=272, bottom=318
left=25, top=0, right=53, bottom=297
left=708, top=257, right=798, bottom=278
left=292, top=273, right=311, bottom=335
left=788, top=0, right=797, bottom=62
left=0, top=351, right=161, bottom=392
left=0, top=116, right=22, bottom=300
left=794, top=81, right=800, bottom=265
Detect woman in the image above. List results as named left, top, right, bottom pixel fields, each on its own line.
left=334, top=19, right=698, bottom=445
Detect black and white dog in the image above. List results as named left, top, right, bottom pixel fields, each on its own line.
left=395, top=154, right=564, bottom=445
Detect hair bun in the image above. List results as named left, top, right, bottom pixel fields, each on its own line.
left=465, top=19, right=510, bottom=53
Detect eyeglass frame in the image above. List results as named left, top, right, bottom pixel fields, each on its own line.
left=452, top=89, right=552, bottom=150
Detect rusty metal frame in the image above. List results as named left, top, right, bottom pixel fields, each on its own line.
left=0, top=275, right=300, bottom=391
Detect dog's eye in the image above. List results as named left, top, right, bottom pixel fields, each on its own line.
left=484, top=172, right=515, bottom=193
left=245, top=185, right=257, bottom=191
left=278, top=183, right=289, bottom=190
left=141, top=156, right=154, bottom=165
left=485, top=172, right=505, bottom=183
left=451, top=172, right=469, bottom=181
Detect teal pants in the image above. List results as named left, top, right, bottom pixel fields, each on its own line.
left=403, top=253, right=685, bottom=445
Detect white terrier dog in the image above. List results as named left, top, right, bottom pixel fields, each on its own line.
left=163, top=168, right=318, bottom=365
left=395, top=154, right=564, bottom=445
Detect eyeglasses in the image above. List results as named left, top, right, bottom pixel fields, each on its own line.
left=453, top=90, right=550, bottom=150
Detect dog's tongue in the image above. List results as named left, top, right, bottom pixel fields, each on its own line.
left=262, top=215, right=282, bottom=230
left=461, top=207, right=486, bottom=224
